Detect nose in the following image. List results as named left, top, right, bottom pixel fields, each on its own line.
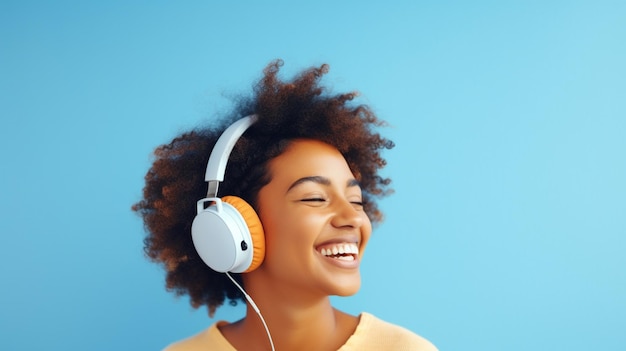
left=330, top=198, right=366, bottom=229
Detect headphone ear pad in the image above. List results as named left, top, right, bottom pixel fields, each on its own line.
left=222, top=196, right=265, bottom=272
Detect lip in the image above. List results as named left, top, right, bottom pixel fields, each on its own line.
left=315, top=235, right=360, bottom=247
left=318, top=252, right=361, bottom=269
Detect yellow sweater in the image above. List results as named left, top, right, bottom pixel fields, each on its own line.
left=164, top=312, right=437, bottom=351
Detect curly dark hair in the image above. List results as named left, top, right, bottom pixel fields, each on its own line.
left=132, top=60, right=394, bottom=316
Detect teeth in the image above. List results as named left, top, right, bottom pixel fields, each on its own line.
left=319, top=243, right=359, bottom=258
left=335, top=255, right=355, bottom=261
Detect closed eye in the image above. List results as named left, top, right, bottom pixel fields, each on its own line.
left=350, top=201, right=364, bottom=209
left=301, top=198, right=326, bottom=202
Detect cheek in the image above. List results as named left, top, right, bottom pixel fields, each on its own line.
left=258, top=206, right=301, bottom=258
left=259, top=208, right=327, bottom=264
left=261, top=209, right=317, bottom=245
left=359, top=214, right=373, bottom=252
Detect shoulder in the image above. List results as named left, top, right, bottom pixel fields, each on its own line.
left=340, top=312, right=438, bottom=351
left=163, top=321, right=235, bottom=351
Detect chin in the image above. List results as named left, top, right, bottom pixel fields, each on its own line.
left=331, top=277, right=362, bottom=297
left=335, top=290, right=359, bottom=297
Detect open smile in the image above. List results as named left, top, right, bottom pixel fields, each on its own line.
left=316, top=242, right=360, bottom=263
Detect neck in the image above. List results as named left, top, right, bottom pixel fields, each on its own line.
left=220, top=274, right=358, bottom=351
left=244, top=297, right=337, bottom=349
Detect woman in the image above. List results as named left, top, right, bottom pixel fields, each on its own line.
left=133, top=60, right=437, bottom=350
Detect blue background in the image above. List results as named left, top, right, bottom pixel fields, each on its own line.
left=1, top=1, right=624, bottom=350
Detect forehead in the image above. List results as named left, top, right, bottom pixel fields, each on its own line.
left=266, top=139, right=356, bottom=183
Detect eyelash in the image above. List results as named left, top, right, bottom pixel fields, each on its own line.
left=301, top=198, right=326, bottom=202
left=301, top=198, right=364, bottom=207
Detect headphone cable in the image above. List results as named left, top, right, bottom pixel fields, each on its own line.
left=225, top=272, right=276, bottom=351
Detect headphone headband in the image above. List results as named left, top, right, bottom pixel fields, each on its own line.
left=192, top=114, right=265, bottom=274
left=204, top=115, right=258, bottom=197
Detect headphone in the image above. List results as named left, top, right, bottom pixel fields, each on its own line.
left=191, top=115, right=265, bottom=273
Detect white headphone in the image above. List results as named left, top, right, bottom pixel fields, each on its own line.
left=191, top=115, right=265, bottom=273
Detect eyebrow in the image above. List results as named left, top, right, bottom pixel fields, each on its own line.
left=287, top=176, right=361, bottom=192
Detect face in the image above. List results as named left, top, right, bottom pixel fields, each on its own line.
left=254, top=139, right=372, bottom=298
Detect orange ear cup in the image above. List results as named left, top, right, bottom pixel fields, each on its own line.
left=221, top=196, right=265, bottom=272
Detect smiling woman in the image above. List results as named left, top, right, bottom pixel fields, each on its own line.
left=132, top=60, right=437, bottom=351
left=254, top=140, right=370, bottom=299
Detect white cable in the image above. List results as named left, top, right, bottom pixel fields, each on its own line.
left=225, top=272, right=276, bottom=351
